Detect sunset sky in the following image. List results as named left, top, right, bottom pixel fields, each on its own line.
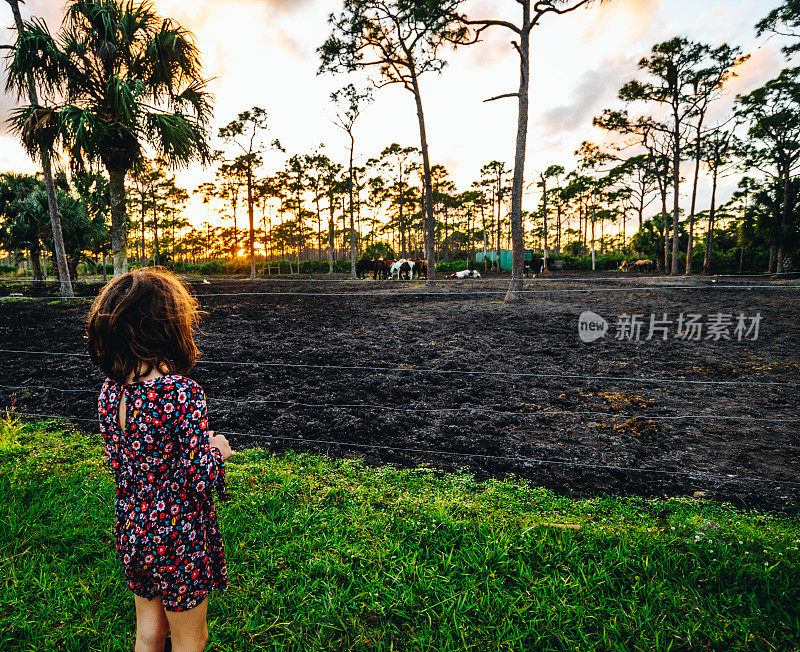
left=0, top=0, right=794, bottom=229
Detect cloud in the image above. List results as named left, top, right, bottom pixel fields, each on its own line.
left=0, top=1, right=69, bottom=133
left=705, top=43, right=784, bottom=123
left=537, top=54, right=637, bottom=136
left=724, top=43, right=783, bottom=98
left=157, top=0, right=314, bottom=19
left=261, top=0, right=315, bottom=12
left=578, top=0, right=661, bottom=45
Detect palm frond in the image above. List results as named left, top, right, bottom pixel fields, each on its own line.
left=4, top=18, right=67, bottom=101
left=170, top=79, right=213, bottom=125
left=143, top=112, right=210, bottom=168
left=105, top=75, right=145, bottom=125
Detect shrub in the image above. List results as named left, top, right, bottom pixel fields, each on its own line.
left=435, top=260, right=472, bottom=273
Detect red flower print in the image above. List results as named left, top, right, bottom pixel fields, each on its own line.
left=98, top=376, right=227, bottom=610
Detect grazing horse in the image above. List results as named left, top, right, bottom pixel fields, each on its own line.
left=411, top=259, right=427, bottom=279
left=373, top=258, right=394, bottom=280
left=356, top=259, right=373, bottom=279
left=621, top=259, right=654, bottom=272
left=389, top=258, right=413, bottom=280
left=527, top=257, right=560, bottom=277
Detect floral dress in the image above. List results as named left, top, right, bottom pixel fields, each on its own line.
left=98, top=375, right=227, bottom=612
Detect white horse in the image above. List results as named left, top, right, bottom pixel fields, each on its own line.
left=389, top=258, right=415, bottom=280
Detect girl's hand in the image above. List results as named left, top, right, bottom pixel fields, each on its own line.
left=209, top=431, right=234, bottom=461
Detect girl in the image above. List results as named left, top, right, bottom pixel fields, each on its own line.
left=87, top=268, right=233, bottom=652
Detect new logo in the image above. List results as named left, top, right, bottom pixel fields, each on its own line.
left=578, top=311, right=608, bottom=343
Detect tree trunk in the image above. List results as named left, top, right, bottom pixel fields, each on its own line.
left=41, top=154, right=72, bottom=294
left=636, top=205, right=643, bottom=259
left=140, top=192, right=146, bottom=265
left=671, top=117, right=681, bottom=276
left=481, top=201, right=488, bottom=272
left=102, top=251, right=108, bottom=282
left=556, top=202, right=562, bottom=252
left=247, top=165, right=256, bottom=279
left=703, top=162, right=719, bottom=274
left=328, top=199, right=335, bottom=274
left=409, top=68, right=436, bottom=285
left=349, top=133, right=357, bottom=281
left=541, top=172, right=548, bottom=269
left=496, top=179, right=502, bottom=272
left=108, top=168, right=129, bottom=277
left=591, top=204, right=596, bottom=271
left=232, top=191, right=238, bottom=260
left=7, top=0, right=73, bottom=297
left=316, top=199, right=323, bottom=261
left=686, top=120, right=703, bottom=275
left=399, top=172, right=407, bottom=259
left=660, top=179, right=669, bottom=272
left=777, top=162, right=791, bottom=274
left=153, top=200, right=160, bottom=266
left=30, top=245, right=43, bottom=281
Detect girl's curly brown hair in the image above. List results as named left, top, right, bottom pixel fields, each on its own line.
left=87, top=268, right=202, bottom=383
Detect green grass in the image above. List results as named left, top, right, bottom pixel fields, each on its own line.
left=0, top=418, right=798, bottom=651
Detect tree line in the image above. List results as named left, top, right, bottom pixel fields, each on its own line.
left=1, top=0, right=799, bottom=297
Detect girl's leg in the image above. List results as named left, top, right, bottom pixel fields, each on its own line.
left=134, top=595, right=170, bottom=652
left=164, top=597, right=209, bottom=652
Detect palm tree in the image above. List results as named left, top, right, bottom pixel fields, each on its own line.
left=7, top=0, right=212, bottom=277
left=4, top=0, right=73, bottom=296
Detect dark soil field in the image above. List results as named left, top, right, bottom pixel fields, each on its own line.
left=1, top=273, right=798, bottom=512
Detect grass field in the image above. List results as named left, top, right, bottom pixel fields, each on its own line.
left=0, top=415, right=798, bottom=651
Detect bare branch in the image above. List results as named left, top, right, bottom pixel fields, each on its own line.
left=457, top=17, right=521, bottom=35
left=531, top=0, right=595, bottom=29
left=484, top=92, right=519, bottom=103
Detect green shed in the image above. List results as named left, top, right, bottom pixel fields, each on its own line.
left=476, top=250, right=534, bottom=271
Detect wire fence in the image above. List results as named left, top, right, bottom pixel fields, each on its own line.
left=7, top=409, right=800, bottom=488
left=4, top=284, right=800, bottom=301
left=0, top=382, right=795, bottom=423
left=1, top=279, right=797, bottom=492
left=1, top=272, right=797, bottom=284
left=0, top=348, right=796, bottom=387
